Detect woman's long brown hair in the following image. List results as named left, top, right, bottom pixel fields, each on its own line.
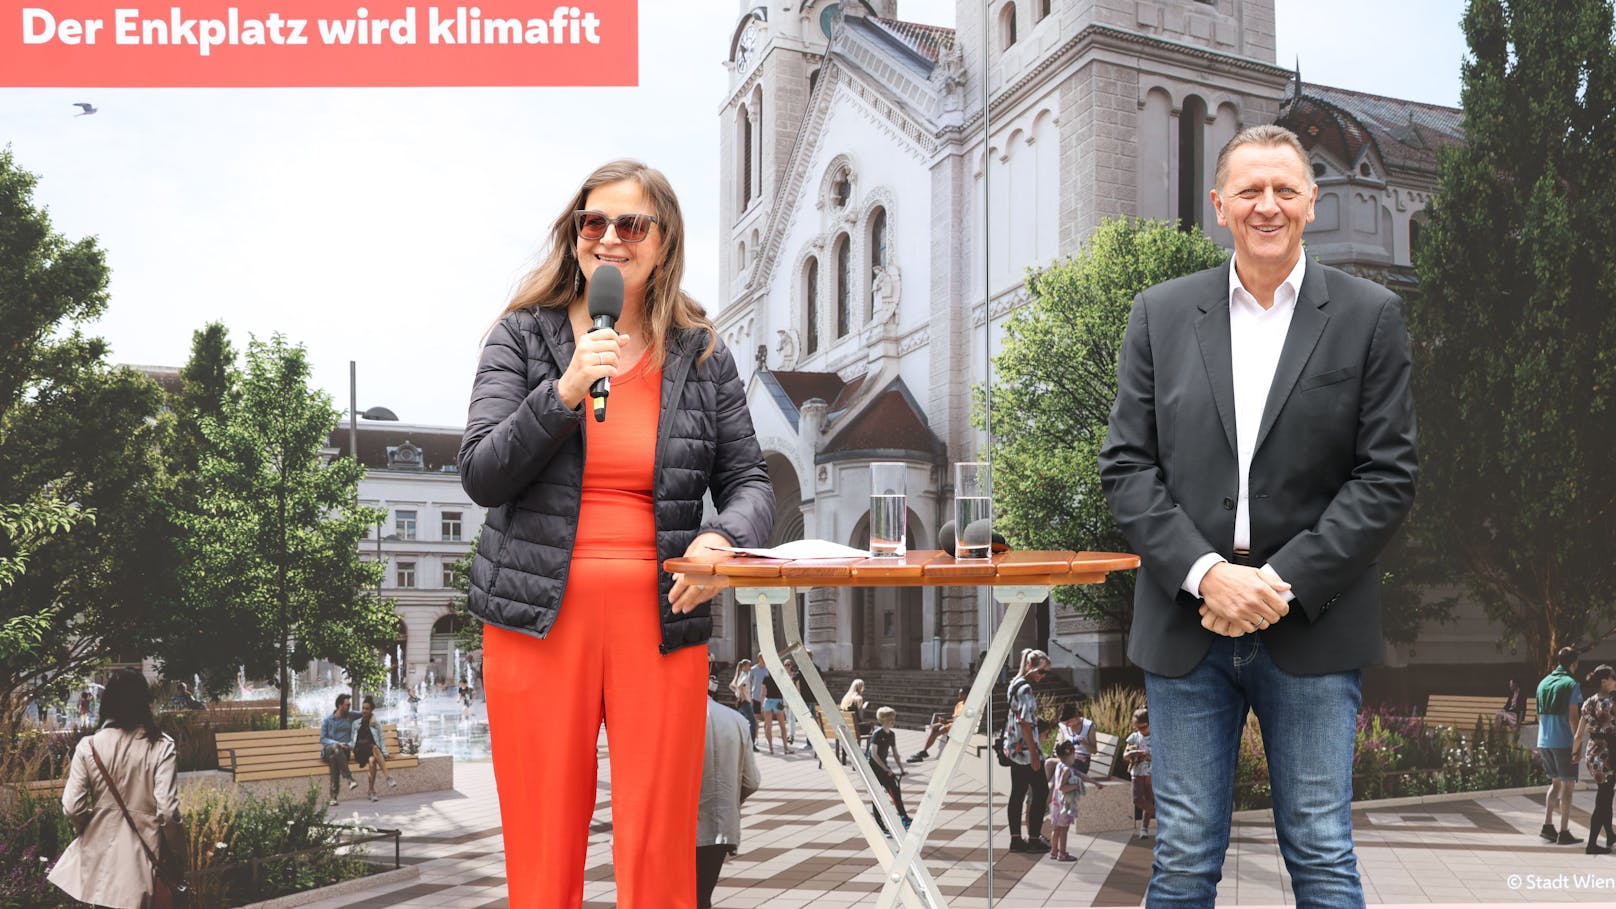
left=495, top=159, right=716, bottom=366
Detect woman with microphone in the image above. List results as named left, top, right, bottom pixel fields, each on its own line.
left=459, top=159, right=774, bottom=909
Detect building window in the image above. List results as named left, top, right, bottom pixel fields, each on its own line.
left=395, top=509, right=418, bottom=540
left=834, top=234, right=851, bottom=338
left=1036, top=0, right=1050, bottom=21
left=442, top=562, right=458, bottom=588
left=396, top=560, right=416, bottom=588
left=805, top=257, right=820, bottom=354
left=741, top=109, right=753, bottom=209
left=1178, top=95, right=1207, bottom=231
left=868, top=207, right=887, bottom=319
left=1000, top=3, right=1017, bottom=51
left=442, top=511, right=462, bottom=542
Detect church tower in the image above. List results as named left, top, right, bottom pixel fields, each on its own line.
left=719, top=2, right=900, bottom=363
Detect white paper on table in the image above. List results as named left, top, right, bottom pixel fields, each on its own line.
left=711, top=539, right=871, bottom=560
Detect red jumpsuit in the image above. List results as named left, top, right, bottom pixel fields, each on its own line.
left=484, top=352, right=707, bottom=908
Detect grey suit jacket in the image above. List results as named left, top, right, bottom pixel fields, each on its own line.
left=1098, top=260, right=1417, bottom=677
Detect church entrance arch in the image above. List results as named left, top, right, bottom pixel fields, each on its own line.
left=849, top=508, right=928, bottom=670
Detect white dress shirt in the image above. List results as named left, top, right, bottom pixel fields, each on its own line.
left=1182, top=254, right=1306, bottom=600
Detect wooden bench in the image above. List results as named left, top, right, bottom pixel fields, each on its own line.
left=1424, top=694, right=1537, bottom=734
left=819, top=708, right=868, bottom=764
left=1088, top=731, right=1121, bottom=778
left=216, top=724, right=418, bottom=782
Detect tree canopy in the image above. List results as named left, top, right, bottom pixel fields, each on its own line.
left=983, top=217, right=1227, bottom=630
left=1408, top=0, right=1616, bottom=665
left=176, top=334, right=393, bottom=726
left=0, top=148, right=177, bottom=731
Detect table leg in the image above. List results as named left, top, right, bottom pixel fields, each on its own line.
left=873, top=587, right=1048, bottom=909
left=743, top=588, right=938, bottom=909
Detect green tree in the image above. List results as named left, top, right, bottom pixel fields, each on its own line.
left=982, top=217, right=1227, bottom=631
left=0, top=149, right=178, bottom=733
left=1409, top=0, right=1616, bottom=664
left=156, top=323, right=241, bottom=699
left=447, top=533, right=483, bottom=657
left=179, top=334, right=394, bottom=727
left=170, top=322, right=238, bottom=501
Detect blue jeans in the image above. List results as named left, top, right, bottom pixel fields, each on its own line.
left=1144, top=635, right=1363, bottom=909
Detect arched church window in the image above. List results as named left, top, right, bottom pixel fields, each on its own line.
left=741, top=108, right=753, bottom=209
left=805, top=257, right=820, bottom=355
left=868, top=207, right=887, bottom=317
left=1178, top=95, right=1207, bottom=231
left=1000, top=3, right=1017, bottom=51
left=835, top=234, right=851, bottom=338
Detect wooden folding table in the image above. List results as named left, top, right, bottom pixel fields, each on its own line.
left=663, top=549, right=1139, bottom=909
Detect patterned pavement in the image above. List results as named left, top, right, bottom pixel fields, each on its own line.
left=294, top=726, right=1616, bottom=908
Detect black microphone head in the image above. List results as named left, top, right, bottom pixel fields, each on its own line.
left=936, top=520, right=1010, bottom=556
left=587, top=265, right=624, bottom=321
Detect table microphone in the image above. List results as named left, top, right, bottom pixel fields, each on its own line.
left=587, top=265, right=624, bottom=422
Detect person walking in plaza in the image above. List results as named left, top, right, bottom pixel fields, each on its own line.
left=866, top=706, right=911, bottom=830
left=908, top=687, right=967, bottom=763
left=1099, top=124, right=1419, bottom=907
left=748, top=653, right=767, bottom=719
left=1124, top=708, right=1156, bottom=839
left=1538, top=646, right=1584, bottom=845
left=350, top=696, right=398, bottom=801
left=48, top=668, right=187, bottom=909
left=759, top=664, right=788, bottom=753
left=1047, top=739, right=1106, bottom=861
left=696, top=691, right=761, bottom=909
left=730, top=659, right=757, bottom=749
left=1004, top=649, right=1051, bottom=854
left=1572, top=665, right=1616, bottom=854
left=459, top=159, right=774, bottom=909
left=321, top=693, right=359, bottom=807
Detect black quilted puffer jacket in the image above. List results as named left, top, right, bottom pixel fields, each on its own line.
left=458, top=305, right=775, bottom=653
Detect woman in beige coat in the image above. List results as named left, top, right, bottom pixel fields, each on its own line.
left=48, top=668, right=186, bottom=909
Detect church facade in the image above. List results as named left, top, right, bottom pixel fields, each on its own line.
left=707, top=0, right=1465, bottom=691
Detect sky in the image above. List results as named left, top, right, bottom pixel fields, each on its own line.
left=1, top=1, right=1469, bottom=427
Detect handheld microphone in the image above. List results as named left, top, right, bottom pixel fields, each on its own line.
left=586, top=265, right=624, bottom=422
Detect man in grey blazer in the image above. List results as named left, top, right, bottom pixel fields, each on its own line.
left=1099, top=124, right=1417, bottom=908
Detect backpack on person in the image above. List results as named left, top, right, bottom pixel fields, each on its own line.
left=996, top=678, right=1033, bottom=767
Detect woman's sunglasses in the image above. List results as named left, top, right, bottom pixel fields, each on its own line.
left=574, top=210, right=658, bottom=243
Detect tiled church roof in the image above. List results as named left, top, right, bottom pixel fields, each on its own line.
left=1280, top=80, right=1464, bottom=177
left=820, top=380, right=941, bottom=459
left=868, top=17, right=955, bottom=64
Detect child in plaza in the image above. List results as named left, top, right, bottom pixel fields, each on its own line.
left=866, top=706, right=911, bottom=830
left=1123, top=707, right=1154, bottom=839
left=1047, top=739, right=1105, bottom=861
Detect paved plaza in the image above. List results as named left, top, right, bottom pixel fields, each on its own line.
left=299, top=725, right=1616, bottom=908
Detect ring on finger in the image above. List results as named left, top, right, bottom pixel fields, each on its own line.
left=1256, top=618, right=1269, bottom=629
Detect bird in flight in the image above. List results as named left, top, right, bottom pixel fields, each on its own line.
left=73, top=103, right=97, bottom=116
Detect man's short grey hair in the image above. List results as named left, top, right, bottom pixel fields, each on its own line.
left=1213, top=124, right=1313, bottom=191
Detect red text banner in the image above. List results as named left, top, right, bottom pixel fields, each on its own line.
left=3, top=1, right=638, bottom=86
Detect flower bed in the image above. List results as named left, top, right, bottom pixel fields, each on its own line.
left=0, top=783, right=386, bottom=909
left=1025, top=687, right=1544, bottom=806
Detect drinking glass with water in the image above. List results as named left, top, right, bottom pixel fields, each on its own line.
left=953, top=461, right=992, bottom=560
left=869, top=462, right=906, bottom=557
